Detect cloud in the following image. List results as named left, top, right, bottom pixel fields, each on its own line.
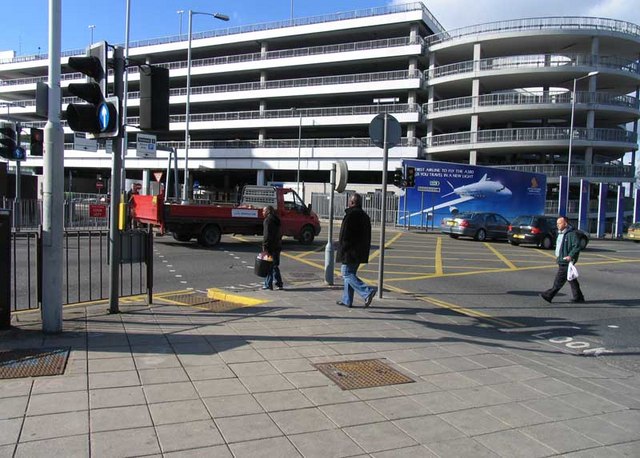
left=390, top=0, right=640, bottom=30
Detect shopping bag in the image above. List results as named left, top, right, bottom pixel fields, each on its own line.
left=254, top=252, right=273, bottom=277
left=567, top=261, right=579, bottom=281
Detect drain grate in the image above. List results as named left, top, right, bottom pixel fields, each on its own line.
left=160, top=292, right=244, bottom=313
left=0, top=347, right=70, bottom=379
left=313, top=358, right=414, bottom=390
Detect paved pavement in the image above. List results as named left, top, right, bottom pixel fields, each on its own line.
left=1, top=282, right=639, bottom=458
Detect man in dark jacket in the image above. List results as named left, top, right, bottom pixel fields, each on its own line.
left=336, top=193, right=376, bottom=307
left=262, top=205, right=283, bottom=290
left=540, top=216, right=585, bottom=303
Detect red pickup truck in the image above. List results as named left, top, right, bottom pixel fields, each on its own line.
left=131, top=185, right=321, bottom=247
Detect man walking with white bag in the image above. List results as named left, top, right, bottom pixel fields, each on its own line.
left=540, top=216, right=585, bottom=303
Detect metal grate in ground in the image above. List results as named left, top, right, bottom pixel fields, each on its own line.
left=313, top=358, right=415, bottom=390
left=0, top=347, right=70, bottom=379
left=160, top=292, right=245, bottom=313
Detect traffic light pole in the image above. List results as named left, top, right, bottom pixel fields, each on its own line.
left=42, top=0, right=64, bottom=333
left=14, top=122, right=21, bottom=230
left=108, top=47, right=125, bottom=314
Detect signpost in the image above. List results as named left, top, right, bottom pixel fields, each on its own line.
left=136, top=133, right=157, bottom=158
left=73, top=132, right=98, bottom=152
left=368, top=113, right=401, bottom=299
left=96, top=180, right=104, bottom=191
left=89, top=204, right=107, bottom=218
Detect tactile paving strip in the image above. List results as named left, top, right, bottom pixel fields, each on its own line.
left=313, top=358, right=415, bottom=390
left=0, top=347, right=70, bottom=379
left=161, top=292, right=244, bottom=313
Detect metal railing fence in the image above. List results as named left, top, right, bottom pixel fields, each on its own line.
left=426, top=16, right=640, bottom=46
left=0, top=1, right=439, bottom=64
left=425, top=91, right=639, bottom=114
left=2, top=195, right=110, bottom=230
left=426, top=127, right=638, bottom=147
left=9, top=228, right=152, bottom=312
left=428, top=53, right=640, bottom=79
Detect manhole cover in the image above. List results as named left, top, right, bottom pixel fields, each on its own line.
left=313, top=358, right=414, bottom=390
left=0, top=347, right=70, bottom=379
left=160, top=292, right=244, bottom=313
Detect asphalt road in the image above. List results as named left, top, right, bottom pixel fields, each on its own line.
left=150, top=227, right=640, bottom=373
left=10, top=226, right=640, bottom=372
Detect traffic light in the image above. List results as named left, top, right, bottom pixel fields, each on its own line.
left=30, top=128, right=44, bottom=156
left=406, top=166, right=416, bottom=187
left=139, top=66, right=170, bottom=132
left=66, top=41, right=119, bottom=138
left=393, top=167, right=404, bottom=187
left=0, top=124, right=26, bottom=161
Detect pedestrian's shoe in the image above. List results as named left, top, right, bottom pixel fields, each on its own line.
left=364, top=290, right=376, bottom=307
left=570, top=296, right=585, bottom=303
left=276, top=284, right=284, bottom=290
left=262, top=285, right=273, bottom=290
left=336, top=301, right=352, bottom=308
left=539, top=293, right=552, bottom=304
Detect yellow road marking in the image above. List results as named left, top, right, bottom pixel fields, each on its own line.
left=384, top=257, right=640, bottom=282
left=369, top=232, right=404, bottom=261
left=383, top=283, right=524, bottom=328
left=484, top=243, right=517, bottom=269
left=592, top=253, right=625, bottom=261
left=435, top=236, right=443, bottom=276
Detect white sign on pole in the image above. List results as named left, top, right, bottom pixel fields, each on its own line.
left=73, top=132, right=98, bottom=152
left=136, top=133, right=157, bottom=158
left=105, top=139, right=113, bottom=154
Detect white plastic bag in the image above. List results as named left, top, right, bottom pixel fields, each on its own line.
left=567, top=261, right=579, bottom=281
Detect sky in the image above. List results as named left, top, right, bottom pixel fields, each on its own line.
left=2, top=0, right=640, bottom=57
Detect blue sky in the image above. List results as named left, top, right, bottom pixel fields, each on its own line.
left=4, top=0, right=640, bottom=57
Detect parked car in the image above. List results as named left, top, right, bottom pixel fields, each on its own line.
left=508, top=215, right=557, bottom=249
left=508, top=215, right=589, bottom=249
left=440, top=212, right=510, bottom=241
left=626, top=222, right=640, bottom=242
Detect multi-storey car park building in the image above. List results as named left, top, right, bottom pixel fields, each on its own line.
left=0, top=1, right=638, bottom=218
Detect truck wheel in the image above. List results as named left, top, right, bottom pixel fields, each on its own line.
left=298, top=226, right=315, bottom=244
left=172, top=232, right=192, bottom=242
left=198, top=225, right=221, bottom=247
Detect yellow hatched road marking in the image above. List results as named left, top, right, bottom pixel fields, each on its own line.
left=484, top=243, right=517, bottom=269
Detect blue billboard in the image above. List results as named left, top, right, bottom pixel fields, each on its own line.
left=398, top=160, right=546, bottom=227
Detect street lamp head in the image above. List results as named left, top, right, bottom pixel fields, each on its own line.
left=212, top=13, right=230, bottom=21
left=176, top=9, right=184, bottom=14
left=587, top=71, right=599, bottom=77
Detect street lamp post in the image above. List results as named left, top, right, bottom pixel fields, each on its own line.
left=177, top=10, right=184, bottom=37
left=291, top=107, right=302, bottom=196
left=566, top=70, right=598, bottom=213
left=183, top=9, right=229, bottom=204
left=88, top=24, right=95, bottom=45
